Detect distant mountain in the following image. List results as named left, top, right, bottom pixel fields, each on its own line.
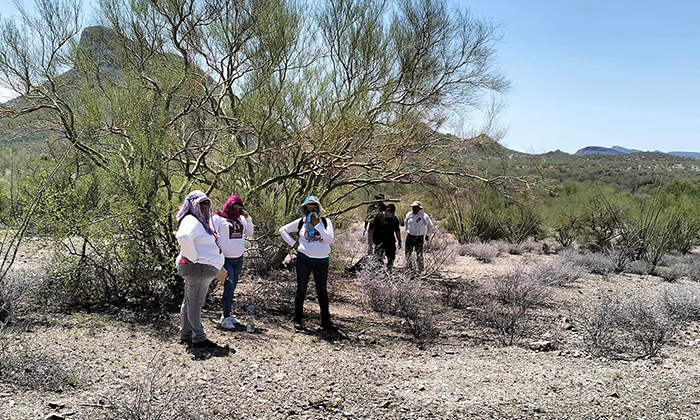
left=574, top=146, right=624, bottom=156
left=611, top=146, right=642, bottom=154
left=669, top=151, right=700, bottom=160
left=575, top=146, right=700, bottom=160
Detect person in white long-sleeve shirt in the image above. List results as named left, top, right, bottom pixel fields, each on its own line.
left=212, top=195, right=254, bottom=329
left=404, top=200, right=434, bottom=272
left=175, top=190, right=224, bottom=348
left=279, top=195, right=337, bottom=331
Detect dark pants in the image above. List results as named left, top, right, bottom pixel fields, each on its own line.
left=295, top=255, right=331, bottom=327
left=375, top=241, right=396, bottom=271
left=405, top=234, right=424, bottom=272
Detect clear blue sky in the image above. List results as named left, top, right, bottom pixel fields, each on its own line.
left=451, top=0, right=700, bottom=153
left=2, top=1, right=699, bottom=154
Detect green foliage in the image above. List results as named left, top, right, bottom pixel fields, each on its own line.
left=443, top=186, right=543, bottom=244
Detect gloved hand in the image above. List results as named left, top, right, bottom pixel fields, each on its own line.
left=425, top=235, right=430, bottom=243
left=398, top=241, right=402, bottom=249
left=362, top=228, right=367, bottom=236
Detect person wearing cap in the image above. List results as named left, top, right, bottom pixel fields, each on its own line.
left=175, top=190, right=224, bottom=348
left=404, top=201, right=434, bottom=273
left=212, top=195, right=254, bottom=330
left=279, top=196, right=337, bottom=331
left=372, top=203, right=402, bottom=270
left=364, top=194, right=387, bottom=255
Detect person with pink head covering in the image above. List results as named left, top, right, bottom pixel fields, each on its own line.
left=175, top=190, right=224, bottom=348
left=212, top=195, right=254, bottom=329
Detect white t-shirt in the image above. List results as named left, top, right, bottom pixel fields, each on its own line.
left=212, top=214, right=254, bottom=258
left=176, top=214, right=224, bottom=269
left=279, top=217, right=334, bottom=259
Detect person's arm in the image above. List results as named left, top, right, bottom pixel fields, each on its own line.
left=279, top=218, right=301, bottom=248
left=176, top=216, right=199, bottom=261
left=315, top=218, right=335, bottom=244
left=404, top=212, right=410, bottom=231
left=425, top=213, right=434, bottom=237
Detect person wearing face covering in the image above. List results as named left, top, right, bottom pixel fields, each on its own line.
left=404, top=201, right=434, bottom=273
left=175, top=190, right=224, bottom=348
left=212, top=195, right=254, bottom=329
left=279, top=196, right=336, bottom=331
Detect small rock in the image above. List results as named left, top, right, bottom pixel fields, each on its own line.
left=609, top=392, right=620, bottom=398
left=45, top=414, right=65, bottom=420
left=48, top=402, right=66, bottom=410
left=528, top=340, right=555, bottom=352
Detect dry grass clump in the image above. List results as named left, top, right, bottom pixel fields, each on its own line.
left=528, top=257, right=584, bottom=287
left=100, top=353, right=198, bottom=420
left=0, top=267, right=42, bottom=324
left=0, top=334, right=81, bottom=392
left=479, top=265, right=550, bottom=346
left=626, top=260, right=653, bottom=275
left=577, top=290, right=687, bottom=360
left=652, top=265, right=683, bottom=282
left=238, top=270, right=297, bottom=317
left=558, top=248, right=616, bottom=276
left=359, top=263, right=439, bottom=344
left=458, top=241, right=502, bottom=263
left=659, top=283, right=700, bottom=322
left=438, top=278, right=482, bottom=309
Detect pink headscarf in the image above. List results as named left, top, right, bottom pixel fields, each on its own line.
left=176, top=190, right=217, bottom=236
left=215, top=195, right=244, bottom=221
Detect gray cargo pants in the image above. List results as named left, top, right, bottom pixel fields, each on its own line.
left=178, top=262, right=219, bottom=343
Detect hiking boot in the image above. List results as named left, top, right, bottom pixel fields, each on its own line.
left=294, top=321, right=304, bottom=331
left=179, top=337, right=191, bottom=345
left=192, top=339, right=218, bottom=348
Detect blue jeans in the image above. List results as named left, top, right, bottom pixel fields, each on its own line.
left=222, top=256, right=244, bottom=318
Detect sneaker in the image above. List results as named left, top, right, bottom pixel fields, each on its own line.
left=192, top=339, right=218, bottom=348
left=321, top=323, right=338, bottom=332
left=221, top=316, right=239, bottom=330
left=179, top=337, right=191, bottom=345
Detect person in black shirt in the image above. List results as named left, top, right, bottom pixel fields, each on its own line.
left=372, top=204, right=402, bottom=270
left=364, top=194, right=386, bottom=254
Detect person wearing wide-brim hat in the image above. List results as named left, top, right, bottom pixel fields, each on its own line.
left=279, top=196, right=337, bottom=331
left=404, top=200, right=434, bottom=273
left=364, top=193, right=387, bottom=255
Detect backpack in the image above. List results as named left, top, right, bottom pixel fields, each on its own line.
left=297, top=217, right=328, bottom=233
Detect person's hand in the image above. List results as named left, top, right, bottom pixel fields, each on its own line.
left=398, top=241, right=402, bottom=250
left=310, top=213, right=320, bottom=226
left=425, top=235, right=430, bottom=243
left=241, top=209, right=249, bottom=218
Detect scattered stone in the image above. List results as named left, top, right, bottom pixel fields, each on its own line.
left=45, top=414, right=65, bottom=420
left=48, top=401, right=66, bottom=409
left=609, top=392, right=620, bottom=398
left=528, top=340, right=555, bottom=352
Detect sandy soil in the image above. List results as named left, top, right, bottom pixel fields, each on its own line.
left=1, top=225, right=699, bottom=420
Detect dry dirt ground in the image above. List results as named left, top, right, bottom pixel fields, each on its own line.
left=1, top=225, right=700, bottom=419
